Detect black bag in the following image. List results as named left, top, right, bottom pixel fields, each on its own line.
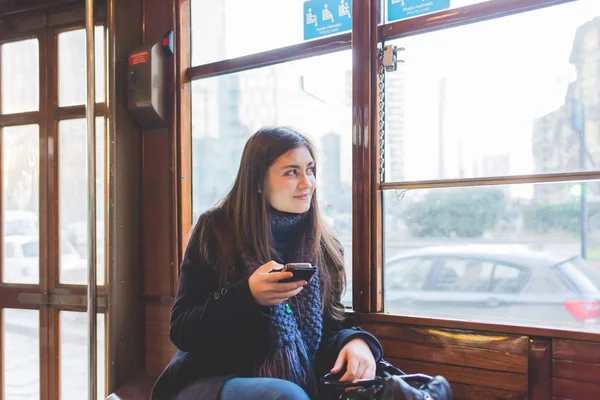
left=319, top=360, right=454, bottom=400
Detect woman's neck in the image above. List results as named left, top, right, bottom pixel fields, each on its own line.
left=267, top=204, right=309, bottom=261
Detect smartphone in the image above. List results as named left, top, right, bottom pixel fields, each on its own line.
left=278, top=263, right=316, bottom=283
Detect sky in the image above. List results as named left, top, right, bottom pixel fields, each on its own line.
left=190, top=0, right=600, bottom=192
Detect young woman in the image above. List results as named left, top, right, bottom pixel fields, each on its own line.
left=152, top=126, right=383, bottom=400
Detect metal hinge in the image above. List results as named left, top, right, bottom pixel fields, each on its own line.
left=382, top=45, right=405, bottom=72
left=19, top=292, right=107, bottom=310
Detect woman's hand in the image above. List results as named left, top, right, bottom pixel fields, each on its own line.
left=330, top=338, right=376, bottom=382
left=248, top=261, right=307, bottom=306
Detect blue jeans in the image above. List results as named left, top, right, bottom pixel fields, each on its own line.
left=220, top=377, right=310, bottom=400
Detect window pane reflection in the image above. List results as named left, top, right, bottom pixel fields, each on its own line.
left=59, top=118, right=105, bottom=285
left=3, top=308, right=40, bottom=399
left=191, top=51, right=353, bottom=305
left=385, top=0, right=600, bottom=182
left=192, top=0, right=313, bottom=65
left=59, top=311, right=105, bottom=400
left=384, top=0, right=492, bottom=23
left=384, top=181, right=600, bottom=332
left=58, top=26, right=105, bottom=106
left=2, top=125, right=40, bottom=284
left=1, top=39, right=39, bottom=114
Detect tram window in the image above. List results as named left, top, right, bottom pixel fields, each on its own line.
left=3, top=309, right=40, bottom=399
left=59, top=311, right=105, bottom=400
left=1, top=125, right=40, bottom=285
left=57, top=26, right=105, bottom=107
left=191, top=0, right=340, bottom=65
left=190, top=50, right=354, bottom=305
left=1, top=39, right=39, bottom=114
left=58, top=118, right=106, bottom=286
left=382, top=0, right=600, bottom=333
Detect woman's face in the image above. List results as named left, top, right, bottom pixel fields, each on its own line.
left=263, top=146, right=316, bottom=214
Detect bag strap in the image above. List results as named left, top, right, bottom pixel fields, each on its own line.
left=377, top=359, right=405, bottom=378
left=320, top=360, right=435, bottom=390
left=320, top=372, right=385, bottom=389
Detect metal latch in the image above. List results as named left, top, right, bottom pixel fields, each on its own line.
left=19, top=292, right=107, bottom=310
left=382, top=45, right=405, bottom=72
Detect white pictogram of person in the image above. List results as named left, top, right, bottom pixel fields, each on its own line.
left=339, top=0, right=351, bottom=18
left=306, top=8, right=318, bottom=26
left=322, top=4, right=334, bottom=22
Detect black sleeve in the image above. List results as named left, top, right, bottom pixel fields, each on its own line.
left=315, top=298, right=383, bottom=376
left=316, top=241, right=383, bottom=372
left=169, top=221, right=270, bottom=353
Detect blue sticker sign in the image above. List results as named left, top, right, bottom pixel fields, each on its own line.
left=304, top=0, right=352, bottom=40
left=387, top=0, right=450, bottom=22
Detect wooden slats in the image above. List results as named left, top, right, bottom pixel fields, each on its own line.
left=529, top=338, right=552, bottom=400
left=360, top=322, right=530, bottom=398
left=387, top=357, right=528, bottom=392
left=380, top=338, right=527, bottom=374
left=144, top=304, right=175, bottom=377
left=361, top=323, right=529, bottom=354
left=450, top=382, right=526, bottom=400
left=553, top=339, right=600, bottom=364
left=553, top=378, right=600, bottom=400
left=552, top=339, right=600, bottom=400
left=553, top=359, right=600, bottom=383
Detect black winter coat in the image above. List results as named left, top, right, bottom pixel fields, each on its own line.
left=151, top=211, right=383, bottom=400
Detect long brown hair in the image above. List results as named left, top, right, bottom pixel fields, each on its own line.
left=195, top=126, right=347, bottom=321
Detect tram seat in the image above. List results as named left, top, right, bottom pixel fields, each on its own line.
left=106, top=373, right=156, bottom=400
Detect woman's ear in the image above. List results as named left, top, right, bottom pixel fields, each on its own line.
left=257, top=184, right=262, bottom=194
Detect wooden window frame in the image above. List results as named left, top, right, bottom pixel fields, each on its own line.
left=0, top=5, right=109, bottom=400
left=178, top=0, right=600, bottom=345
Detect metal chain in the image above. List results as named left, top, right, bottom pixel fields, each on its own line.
left=377, top=48, right=386, bottom=183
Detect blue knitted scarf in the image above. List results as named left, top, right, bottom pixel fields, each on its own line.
left=242, top=208, right=323, bottom=398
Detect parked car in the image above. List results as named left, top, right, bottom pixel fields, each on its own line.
left=4, top=210, right=38, bottom=236
left=3, top=235, right=86, bottom=284
left=343, top=245, right=600, bottom=332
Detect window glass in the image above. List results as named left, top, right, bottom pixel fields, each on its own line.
left=491, top=264, right=527, bottom=294
left=429, top=258, right=494, bottom=292
left=191, top=51, right=353, bottom=305
left=384, top=181, right=600, bottom=332
left=385, top=0, right=600, bottom=182
left=193, top=0, right=312, bottom=65
left=386, top=257, right=433, bottom=291
left=1, top=39, right=39, bottom=114
left=2, top=125, right=39, bottom=284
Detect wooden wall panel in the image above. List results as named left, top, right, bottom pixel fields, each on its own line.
left=553, top=339, right=600, bottom=364
left=552, top=339, right=600, bottom=400
left=450, top=382, right=526, bottom=400
left=141, top=0, right=177, bottom=297
left=529, top=338, right=552, bottom=400
left=145, top=304, right=176, bottom=377
left=553, top=359, right=600, bottom=382
left=361, top=323, right=529, bottom=354
left=387, top=358, right=527, bottom=393
left=380, top=339, right=527, bottom=374
left=553, top=378, right=600, bottom=400
left=362, top=322, right=530, bottom=399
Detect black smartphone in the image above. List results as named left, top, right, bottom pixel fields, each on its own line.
left=278, top=263, right=316, bottom=283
